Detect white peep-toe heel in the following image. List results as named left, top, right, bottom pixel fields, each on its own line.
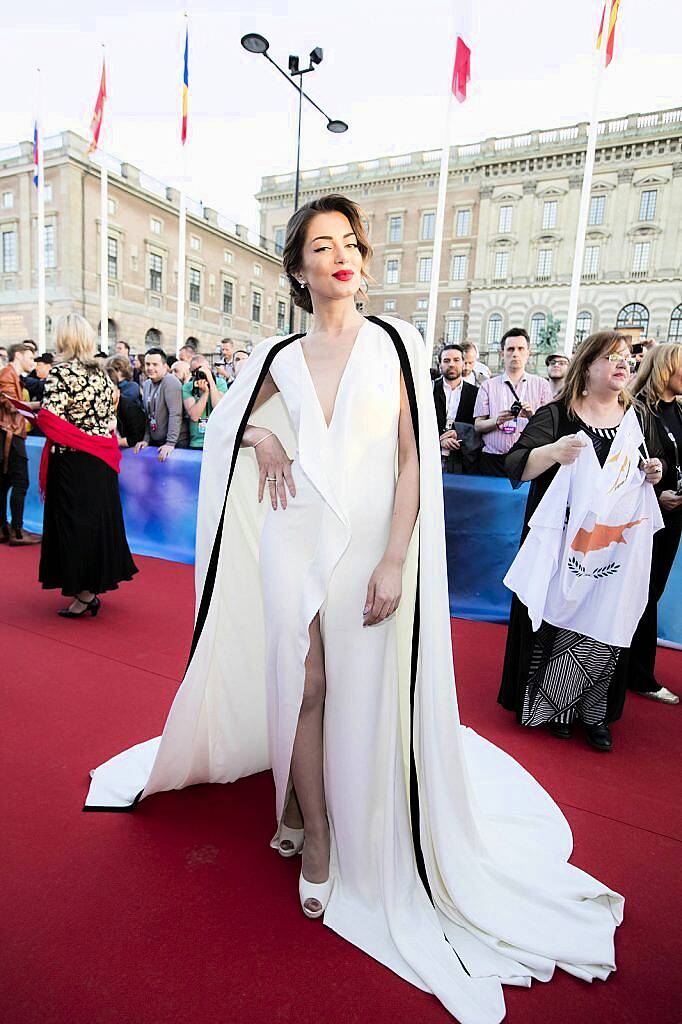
left=299, top=872, right=333, bottom=919
left=278, top=824, right=305, bottom=858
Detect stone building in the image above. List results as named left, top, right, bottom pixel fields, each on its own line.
left=257, top=107, right=682, bottom=369
left=0, top=131, right=288, bottom=354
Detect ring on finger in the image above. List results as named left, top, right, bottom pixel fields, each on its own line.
left=266, top=476, right=277, bottom=482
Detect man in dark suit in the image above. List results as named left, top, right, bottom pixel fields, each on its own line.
left=433, top=344, right=480, bottom=473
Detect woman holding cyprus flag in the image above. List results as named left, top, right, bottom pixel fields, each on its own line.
left=499, top=332, right=665, bottom=751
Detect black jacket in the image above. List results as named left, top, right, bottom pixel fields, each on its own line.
left=432, top=377, right=478, bottom=435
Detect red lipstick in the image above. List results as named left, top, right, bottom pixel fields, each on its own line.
left=332, top=270, right=354, bottom=281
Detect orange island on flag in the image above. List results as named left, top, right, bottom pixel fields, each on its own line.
left=571, top=517, right=645, bottom=556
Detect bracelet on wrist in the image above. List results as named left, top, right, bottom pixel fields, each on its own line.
left=252, top=431, right=274, bottom=449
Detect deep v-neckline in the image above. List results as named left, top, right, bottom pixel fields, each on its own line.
left=299, top=320, right=366, bottom=430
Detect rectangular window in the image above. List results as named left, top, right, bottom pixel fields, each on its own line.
left=44, top=224, right=56, bottom=269
left=417, top=256, right=432, bottom=283
left=588, top=195, right=605, bottom=225
left=224, top=249, right=234, bottom=264
left=388, top=215, right=403, bottom=243
left=450, top=297, right=462, bottom=309
left=445, top=320, right=462, bottom=343
left=149, top=252, right=163, bottom=293
left=189, top=267, right=201, bottom=304
left=190, top=235, right=201, bottom=251
left=107, top=236, right=117, bottom=279
left=277, top=300, right=286, bottom=331
left=451, top=254, right=468, bottom=281
left=274, top=227, right=285, bottom=255
left=253, top=263, right=262, bottom=277
left=222, top=279, right=233, bottom=314
left=583, top=245, right=600, bottom=275
left=2, top=230, right=17, bottom=272
left=455, top=209, right=471, bottom=237
left=251, top=290, right=262, bottom=323
left=384, top=299, right=396, bottom=312
left=150, top=217, right=162, bottom=235
left=542, top=200, right=557, bottom=230
left=493, top=251, right=509, bottom=279
left=632, top=242, right=650, bottom=273
left=44, top=183, right=53, bottom=203
left=413, top=318, right=427, bottom=339
left=498, top=205, right=513, bottom=233
left=3, top=192, right=13, bottom=209
left=385, top=258, right=400, bottom=285
left=639, top=190, right=657, bottom=221
left=420, top=212, right=435, bottom=240
left=416, top=298, right=428, bottom=310
left=536, top=249, right=552, bottom=278
left=107, top=197, right=116, bottom=215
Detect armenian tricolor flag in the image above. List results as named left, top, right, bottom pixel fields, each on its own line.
left=597, top=0, right=621, bottom=67
left=87, top=58, right=107, bottom=155
left=181, top=27, right=189, bottom=144
left=33, top=121, right=39, bottom=187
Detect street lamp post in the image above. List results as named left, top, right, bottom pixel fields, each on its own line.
left=241, top=33, right=348, bottom=331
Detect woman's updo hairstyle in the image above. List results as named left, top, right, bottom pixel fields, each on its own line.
left=282, top=194, right=373, bottom=315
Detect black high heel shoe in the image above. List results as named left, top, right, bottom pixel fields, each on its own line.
left=58, top=596, right=101, bottom=618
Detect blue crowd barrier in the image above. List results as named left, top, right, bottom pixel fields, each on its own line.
left=22, top=436, right=681, bottom=644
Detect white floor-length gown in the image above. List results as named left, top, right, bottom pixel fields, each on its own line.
left=85, top=316, right=623, bottom=1024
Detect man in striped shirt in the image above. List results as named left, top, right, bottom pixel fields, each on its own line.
left=473, top=328, right=553, bottom=477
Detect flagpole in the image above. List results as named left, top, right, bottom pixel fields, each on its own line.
left=176, top=179, right=187, bottom=358
left=36, top=69, right=46, bottom=355
left=176, top=16, right=188, bottom=358
left=564, top=33, right=606, bottom=355
left=99, top=45, right=109, bottom=355
left=425, top=96, right=454, bottom=366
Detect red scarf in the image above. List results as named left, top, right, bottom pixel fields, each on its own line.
left=36, top=408, right=121, bottom=499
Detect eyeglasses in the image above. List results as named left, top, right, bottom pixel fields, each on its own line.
left=605, top=352, right=631, bottom=365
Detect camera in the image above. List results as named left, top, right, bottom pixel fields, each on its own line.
left=191, top=368, right=208, bottom=383
left=510, top=400, right=522, bottom=417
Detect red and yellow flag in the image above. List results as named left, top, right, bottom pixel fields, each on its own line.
left=597, top=0, right=621, bottom=67
left=87, top=58, right=107, bottom=155
left=181, top=27, right=189, bottom=144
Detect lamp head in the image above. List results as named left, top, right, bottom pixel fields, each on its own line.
left=310, top=46, right=323, bottom=65
left=288, top=54, right=300, bottom=74
left=241, top=33, right=269, bottom=54
left=327, top=119, right=349, bottom=134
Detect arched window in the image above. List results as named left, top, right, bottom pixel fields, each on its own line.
left=576, top=311, right=592, bottom=342
left=529, top=312, right=546, bottom=347
left=486, top=313, right=503, bottom=347
left=616, top=303, right=649, bottom=334
left=145, top=327, right=162, bottom=346
left=668, top=305, right=682, bottom=342
left=98, top=318, right=117, bottom=346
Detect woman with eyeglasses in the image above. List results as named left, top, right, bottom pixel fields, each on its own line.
left=625, top=343, right=682, bottom=704
left=498, top=332, right=665, bottom=751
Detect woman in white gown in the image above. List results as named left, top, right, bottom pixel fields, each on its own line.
left=85, top=195, right=623, bottom=1024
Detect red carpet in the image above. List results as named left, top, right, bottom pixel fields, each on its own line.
left=1, top=545, right=680, bottom=1024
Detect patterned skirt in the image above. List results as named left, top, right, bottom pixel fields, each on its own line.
left=521, top=621, right=622, bottom=727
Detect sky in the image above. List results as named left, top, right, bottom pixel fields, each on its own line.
left=2, top=0, right=680, bottom=239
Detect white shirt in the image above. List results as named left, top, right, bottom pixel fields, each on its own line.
left=442, top=377, right=463, bottom=425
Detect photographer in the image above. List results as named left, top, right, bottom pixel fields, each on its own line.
left=182, top=354, right=227, bottom=450
left=474, top=328, right=552, bottom=476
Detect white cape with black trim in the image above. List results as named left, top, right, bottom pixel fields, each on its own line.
left=85, top=317, right=623, bottom=1024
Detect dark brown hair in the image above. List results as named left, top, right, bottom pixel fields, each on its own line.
left=106, top=355, right=133, bottom=381
left=282, top=194, right=373, bottom=315
left=562, top=331, right=634, bottom=417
